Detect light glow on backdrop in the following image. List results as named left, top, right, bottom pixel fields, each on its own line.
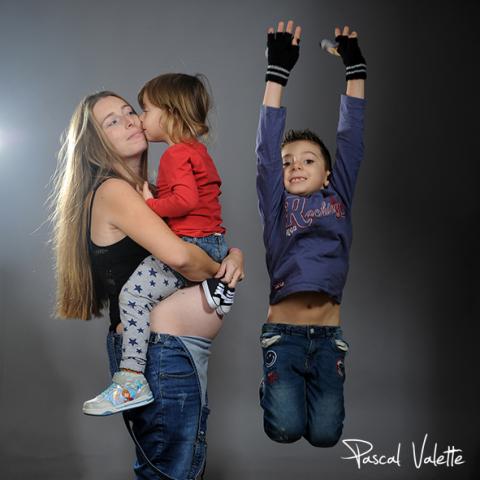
left=0, top=127, right=17, bottom=154
left=0, top=124, right=26, bottom=159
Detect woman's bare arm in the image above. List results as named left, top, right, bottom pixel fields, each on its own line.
left=97, top=178, right=219, bottom=281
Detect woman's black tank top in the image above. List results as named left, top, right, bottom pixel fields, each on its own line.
left=88, top=179, right=149, bottom=330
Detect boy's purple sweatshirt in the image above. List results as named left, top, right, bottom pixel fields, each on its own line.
left=256, top=95, right=366, bottom=305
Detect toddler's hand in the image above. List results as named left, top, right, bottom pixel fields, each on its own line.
left=142, top=181, right=153, bottom=201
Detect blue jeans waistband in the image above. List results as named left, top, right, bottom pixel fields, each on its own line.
left=148, top=332, right=172, bottom=344
left=262, top=323, right=342, bottom=338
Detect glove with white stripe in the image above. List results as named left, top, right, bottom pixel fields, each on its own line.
left=335, top=34, right=367, bottom=80
left=265, top=31, right=300, bottom=86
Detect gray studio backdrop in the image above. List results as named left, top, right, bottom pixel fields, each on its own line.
left=1, top=0, right=479, bottom=479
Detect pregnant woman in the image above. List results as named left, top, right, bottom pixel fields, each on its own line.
left=51, top=90, right=244, bottom=479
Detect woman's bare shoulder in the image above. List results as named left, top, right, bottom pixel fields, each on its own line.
left=95, top=178, right=140, bottom=207
left=92, top=178, right=146, bottom=229
left=96, top=177, right=135, bottom=195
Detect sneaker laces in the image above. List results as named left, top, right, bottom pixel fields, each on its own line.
left=214, top=283, right=226, bottom=296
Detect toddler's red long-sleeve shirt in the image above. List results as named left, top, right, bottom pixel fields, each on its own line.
left=146, top=140, right=225, bottom=237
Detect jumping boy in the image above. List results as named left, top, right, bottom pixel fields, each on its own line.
left=256, top=20, right=366, bottom=447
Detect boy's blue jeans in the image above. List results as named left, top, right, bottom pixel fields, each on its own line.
left=107, top=331, right=208, bottom=480
left=259, top=323, right=349, bottom=447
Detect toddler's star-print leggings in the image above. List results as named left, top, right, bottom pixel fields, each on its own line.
left=118, top=256, right=184, bottom=372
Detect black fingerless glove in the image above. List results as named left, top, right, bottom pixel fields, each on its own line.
left=335, top=35, right=367, bottom=80
left=265, top=32, right=300, bottom=86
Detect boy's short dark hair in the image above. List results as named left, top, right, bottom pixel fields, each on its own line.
left=281, top=129, right=332, bottom=171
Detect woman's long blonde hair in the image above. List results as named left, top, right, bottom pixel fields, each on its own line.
left=50, top=91, right=148, bottom=320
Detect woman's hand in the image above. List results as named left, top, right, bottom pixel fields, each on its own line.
left=215, top=248, right=245, bottom=288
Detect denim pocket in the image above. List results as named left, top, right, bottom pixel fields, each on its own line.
left=260, top=333, right=282, bottom=348
left=160, top=341, right=196, bottom=379
left=330, top=337, right=349, bottom=354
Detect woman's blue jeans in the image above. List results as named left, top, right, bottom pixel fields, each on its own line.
left=107, top=331, right=209, bottom=480
left=259, top=323, right=348, bottom=448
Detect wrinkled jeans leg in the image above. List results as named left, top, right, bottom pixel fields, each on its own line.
left=106, top=332, right=208, bottom=480
left=259, top=324, right=307, bottom=443
left=305, top=331, right=348, bottom=448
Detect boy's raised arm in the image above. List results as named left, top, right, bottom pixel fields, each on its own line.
left=328, top=25, right=367, bottom=208
left=256, top=20, right=301, bottom=233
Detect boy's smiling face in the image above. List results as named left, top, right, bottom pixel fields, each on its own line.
left=282, top=140, right=331, bottom=195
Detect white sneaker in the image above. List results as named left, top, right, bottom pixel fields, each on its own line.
left=201, top=278, right=236, bottom=315
left=82, top=370, right=154, bottom=416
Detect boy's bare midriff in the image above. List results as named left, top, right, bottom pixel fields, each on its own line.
left=267, top=291, right=341, bottom=326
